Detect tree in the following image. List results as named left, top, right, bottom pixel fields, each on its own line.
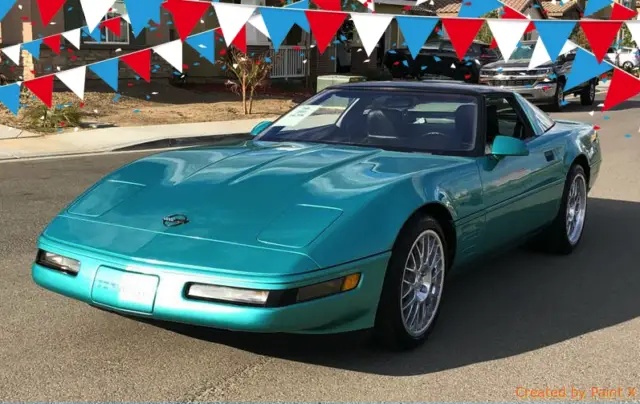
left=218, top=49, right=273, bottom=115
left=570, top=25, right=591, bottom=51
left=476, top=10, right=500, bottom=44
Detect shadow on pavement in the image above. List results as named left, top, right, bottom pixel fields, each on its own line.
left=132, top=197, right=640, bottom=376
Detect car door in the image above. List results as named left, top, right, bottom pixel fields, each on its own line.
left=477, top=94, right=564, bottom=253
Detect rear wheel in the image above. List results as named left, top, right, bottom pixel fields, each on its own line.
left=374, top=215, right=448, bottom=350
left=580, top=80, right=596, bottom=106
left=549, top=84, right=565, bottom=111
left=623, top=61, right=634, bottom=70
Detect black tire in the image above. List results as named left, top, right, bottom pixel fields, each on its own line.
left=580, top=80, right=596, bottom=106
left=549, top=82, right=565, bottom=112
left=623, top=61, right=634, bottom=70
left=538, top=164, right=588, bottom=255
left=373, top=215, right=449, bottom=350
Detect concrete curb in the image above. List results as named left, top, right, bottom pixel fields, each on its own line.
left=113, top=132, right=253, bottom=152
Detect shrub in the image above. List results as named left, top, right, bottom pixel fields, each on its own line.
left=23, top=103, right=82, bottom=132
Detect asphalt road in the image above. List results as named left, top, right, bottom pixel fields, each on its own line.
left=1, top=94, right=639, bottom=401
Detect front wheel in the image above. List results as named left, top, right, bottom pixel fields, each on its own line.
left=580, top=80, right=596, bottom=106
left=549, top=84, right=565, bottom=111
left=373, top=216, right=448, bottom=350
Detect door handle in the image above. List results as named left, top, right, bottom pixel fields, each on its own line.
left=544, top=150, right=555, bottom=162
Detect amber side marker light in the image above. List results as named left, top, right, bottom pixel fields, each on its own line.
left=296, top=273, right=362, bottom=302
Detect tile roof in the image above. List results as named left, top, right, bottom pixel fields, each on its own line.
left=541, top=0, right=581, bottom=16
left=407, top=0, right=540, bottom=16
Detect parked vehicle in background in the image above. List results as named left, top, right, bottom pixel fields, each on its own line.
left=479, top=41, right=598, bottom=111
left=383, top=39, right=500, bottom=83
left=606, top=46, right=640, bottom=70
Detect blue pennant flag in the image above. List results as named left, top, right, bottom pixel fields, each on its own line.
left=564, top=48, right=613, bottom=91
left=89, top=58, right=119, bottom=92
left=0, top=82, right=21, bottom=115
left=185, top=30, right=215, bottom=64
left=396, top=16, right=438, bottom=59
left=584, top=0, right=613, bottom=16
left=22, top=39, right=43, bottom=60
left=284, top=0, right=310, bottom=32
left=124, top=0, right=164, bottom=36
left=458, top=0, right=502, bottom=18
left=0, top=0, right=16, bottom=22
left=535, top=20, right=575, bottom=63
left=260, top=8, right=305, bottom=52
left=82, top=26, right=102, bottom=43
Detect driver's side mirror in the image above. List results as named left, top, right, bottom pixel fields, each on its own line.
left=250, top=120, right=272, bottom=136
left=491, top=135, right=529, bottom=157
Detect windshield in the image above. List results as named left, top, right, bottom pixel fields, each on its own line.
left=256, top=89, right=479, bottom=154
left=509, top=44, right=535, bottom=60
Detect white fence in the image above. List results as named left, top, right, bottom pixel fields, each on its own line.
left=268, top=46, right=308, bottom=78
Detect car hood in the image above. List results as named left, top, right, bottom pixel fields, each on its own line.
left=481, top=60, right=553, bottom=70
left=43, top=141, right=466, bottom=274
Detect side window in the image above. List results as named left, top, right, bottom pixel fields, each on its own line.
left=514, top=93, right=555, bottom=135
left=485, top=96, right=530, bottom=152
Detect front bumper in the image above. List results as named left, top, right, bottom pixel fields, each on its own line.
left=32, top=237, right=390, bottom=334
left=479, top=77, right=558, bottom=103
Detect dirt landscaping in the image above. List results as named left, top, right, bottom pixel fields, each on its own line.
left=0, top=81, right=307, bottom=133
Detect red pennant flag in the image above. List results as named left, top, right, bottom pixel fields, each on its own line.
left=162, top=0, right=212, bottom=42
left=603, top=68, right=640, bottom=111
left=36, top=0, right=66, bottom=26
left=442, top=18, right=485, bottom=61
left=101, top=17, right=122, bottom=37
left=611, top=2, right=638, bottom=20
left=490, top=38, right=498, bottom=49
left=214, top=26, right=247, bottom=54
left=121, top=49, right=152, bottom=82
left=43, top=34, right=62, bottom=55
left=580, top=20, right=622, bottom=63
left=310, top=0, right=342, bottom=10
left=305, top=10, right=347, bottom=55
left=25, top=75, right=54, bottom=108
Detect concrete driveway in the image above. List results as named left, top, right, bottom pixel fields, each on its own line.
left=0, top=94, right=638, bottom=401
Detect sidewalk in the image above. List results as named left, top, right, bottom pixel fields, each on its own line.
left=0, top=117, right=274, bottom=161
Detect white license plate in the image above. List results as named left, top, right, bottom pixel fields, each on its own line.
left=118, top=273, right=158, bottom=305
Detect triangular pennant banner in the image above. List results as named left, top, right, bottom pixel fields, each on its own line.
left=101, top=17, right=122, bottom=37
left=584, top=0, right=613, bottom=17
left=154, top=40, right=184, bottom=72
left=528, top=38, right=577, bottom=69
left=0, top=82, right=21, bottom=115
left=22, top=39, right=43, bottom=60
left=213, top=27, right=247, bottom=53
left=441, top=18, right=484, bottom=61
left=304, top=10, right=347, bottom=55
left=82, top=26, right=102, bottom=43
left=212, top=3, right=255, bottom=47
left=248, top=14, right=271, bottom=39
left=534, top=20, right=575, bottom=63
left=0, top=0, right=17, bottom=22
left=395, top=16, right=438, bottom=59
left=63, top=28, right=82, bottom=49
left=56, top=66, right=87, bottom=100
left=25, top=75, right=54, bottom=108
left=501, top=5, right=535, bottom=34
left=284, top=0, right=310, bottom=32
left=603, top=68, right=640, bottom=111
left=1, top=44, right=22, bottom=65
left=260, top=7, right=302, bottom=52
left=580, top=20, right=622, bottom=63
left=35, top=0, right=65, bottom=26
left=564, top=48, right=613, bottom=91
left=358, top=0, right=375, bottom=12
left=611, top=2, right=637, bottom=20
left=488, top=19, right=530, bottom=62
left=89, top=58, right=119, bottom=91
left=311, top=0, right=341, bottom=11
left=121, top=49, right=152, bottom=82
left=43, top=34, right=62, bottom=55
left=350, top=13, right=394, bottom=57
left=80, top=0, right=116, bottom=32
left=163, top=0, right=212, bottom=42
left=185, top=30, right=215, bottom=64
left=124, top=0, right=164, bottom=36
left=458, top=0, right=501, bottom=17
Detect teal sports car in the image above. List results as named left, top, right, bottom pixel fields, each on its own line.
left=32, top=81, right=602, bottom=350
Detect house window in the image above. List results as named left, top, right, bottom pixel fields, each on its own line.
left=84, top=1, right=130, bottom=44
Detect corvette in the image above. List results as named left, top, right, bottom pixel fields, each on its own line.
left=32, top=81, right=602, bottom=350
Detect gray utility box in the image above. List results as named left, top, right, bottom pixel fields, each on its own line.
left=316, top=75, right=366, bottom=92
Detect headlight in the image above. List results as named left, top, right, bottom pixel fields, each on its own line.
left=187, top=283, right=270, bottom=305
left=36, top=250, right=81, bottom=275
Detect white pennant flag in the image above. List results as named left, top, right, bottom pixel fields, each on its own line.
left=62, top=28, right=82, bottom=50
left=121, top=13, right=131, bottom=25
left=153, top=40, right=183, bottom=73
left=56, top=66, right=87, bottom=100
left=248, top=13, right=270, bottom=39
left=1, top=44, right=21, bottom=65
left=80, top=0, right=116, bottom=32
left=212, top=3, right=256, bottom=47
left=487, top=19, right=530, bottom=62
left=528, top=37, right=578, bottom=69
left=357, top=0, right=375, bottom=11
left=350, top=13, right=393, bottom=57
left=626, top=21, right=640, bottom=49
